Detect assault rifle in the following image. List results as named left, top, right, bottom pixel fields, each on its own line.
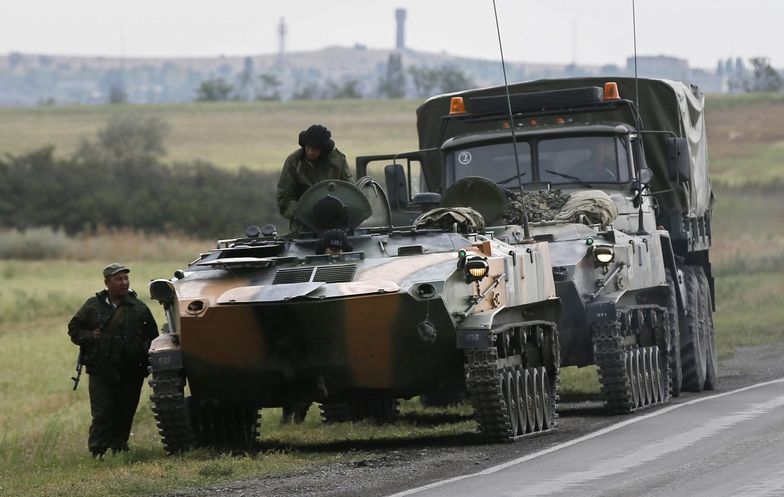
left=71, top=348, right=86, bottom=391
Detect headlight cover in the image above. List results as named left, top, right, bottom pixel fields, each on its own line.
left=592, top=245, right=615, bottom=265
left=464, top=256, right=489, bottom=282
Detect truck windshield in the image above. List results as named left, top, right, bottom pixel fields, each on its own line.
left=446, top=135, right=631, bottom=188
left=447, top=141, right=532, bottom=186
left=538, top=136, right=630, bottom=184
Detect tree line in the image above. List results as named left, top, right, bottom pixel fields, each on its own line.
left=0, top=115, right=284, bottom=239
left=196, top=55, right=476, bottom=102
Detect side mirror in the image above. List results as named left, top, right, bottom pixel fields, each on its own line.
left=666, top=137, right=690, bottom=181
left=384, top=163, right=408, bottom=210
left=638, top=167, right=653, bottom=185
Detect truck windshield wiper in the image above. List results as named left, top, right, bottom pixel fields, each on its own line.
left=496, top=172, right=527, bottom=186
left=545, top=169, right=593, bottom=188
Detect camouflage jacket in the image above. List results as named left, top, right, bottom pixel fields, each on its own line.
left=68, top=290, right=158, bottom=379
left=276, top=147, right=353, bottom=219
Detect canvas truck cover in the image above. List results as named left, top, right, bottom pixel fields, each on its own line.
left=416, top=77, right=713, bottom=218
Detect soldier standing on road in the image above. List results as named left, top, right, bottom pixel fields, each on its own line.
left=68, top=263, right=158, bottom=457
left=276, top=124, right=353, bottom=223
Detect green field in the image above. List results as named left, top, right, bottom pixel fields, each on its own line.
left=1, top=94, right=784, bottom=496
left=0, top=99, right=422, bottom=172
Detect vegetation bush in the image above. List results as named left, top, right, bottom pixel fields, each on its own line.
left=0, top=115, right=285, bottom=238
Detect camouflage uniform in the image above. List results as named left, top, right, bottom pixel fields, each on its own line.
left=68, top=289, right=158, bottom=456
left=276, top=148, right=353, bottom=219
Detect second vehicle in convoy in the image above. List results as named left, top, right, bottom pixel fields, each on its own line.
left=359, top=77, right=717, bottom=411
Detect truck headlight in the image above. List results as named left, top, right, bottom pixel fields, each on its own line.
left=592, top=245, right=615, bottom=265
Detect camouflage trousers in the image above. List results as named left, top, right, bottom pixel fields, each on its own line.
left=87, top=374, right=145, bottom=455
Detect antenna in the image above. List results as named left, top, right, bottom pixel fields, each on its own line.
left=492, top=0, right=532, bottom=241
left=632, top=0, right=639, bottom=109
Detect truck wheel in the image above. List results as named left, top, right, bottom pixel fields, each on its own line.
left=666, top=274, right=683, bottom=397
left=681, top=266, right=707, bottom=392
left=698, top=269, right=719, bottom=390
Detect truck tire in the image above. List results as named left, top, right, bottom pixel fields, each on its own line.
left=681, top=266, right=708, bottom=392
left=698, top=269, right=718, bottom=390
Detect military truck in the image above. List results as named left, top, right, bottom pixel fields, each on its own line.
left=358, top=77, right=716, bottom=411
left=147, top=179, right=561, bottom=454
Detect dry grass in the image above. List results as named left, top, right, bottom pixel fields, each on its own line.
left=0, top=227, right=208, bottom=262
left=0, top=100, right=421, bottom=172
left=706, top=96, right=784, bottom=185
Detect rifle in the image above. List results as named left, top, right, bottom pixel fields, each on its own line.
left=71, top=348, right=86, bottom=391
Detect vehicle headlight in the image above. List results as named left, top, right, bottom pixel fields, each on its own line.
left=464, top=256, right=489, bottom=282
left=592, top=245, right=615, bottom=265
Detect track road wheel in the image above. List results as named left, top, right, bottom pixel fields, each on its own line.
left=514, top=368, right=528, bottom=435
left=523, top=368, right=536, bottom=433
left=681, top=266, right=707, bottom=392
left=531, top=368, right=544, bottom=432
left=666, top=274, right=683, bottom=397
left=650, top=347, right=662, bottom=403
left=641, top=348, right=652, bottom=406
left=627, top=350, right=640, bottom=408
left=503, top=369, right=520, bottom=436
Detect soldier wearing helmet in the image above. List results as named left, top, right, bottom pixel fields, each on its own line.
left=276, top=124, right=353, bottom=221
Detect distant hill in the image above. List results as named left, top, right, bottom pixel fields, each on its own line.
left=0, top=46, right=721, bottom=106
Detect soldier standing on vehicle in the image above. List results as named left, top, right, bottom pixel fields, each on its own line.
left=68, top=263, right=158, bottom=457
left=276, top=124, right=353, bottom=222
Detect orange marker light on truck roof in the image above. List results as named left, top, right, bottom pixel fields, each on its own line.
left=603, top=82, right=621, bottom=100
left=449, top=96, right=466, bottom=114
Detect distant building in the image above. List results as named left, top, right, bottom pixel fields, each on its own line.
left=624, top=55, right=723, bottom=93
left=626, top=55, right=689, bottom=81
left=395, top=9, right=406, bottom=51
left=277, top=18, right=287, bottom=64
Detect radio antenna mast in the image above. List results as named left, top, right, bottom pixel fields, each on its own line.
left=492, top=0, right=532, bottom=241
left=632, top=0, right=640, bottom=110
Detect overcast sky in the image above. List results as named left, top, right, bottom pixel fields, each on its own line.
left=1, top=0, right=780, bottom=69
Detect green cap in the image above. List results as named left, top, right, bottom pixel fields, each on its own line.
left=103, top=263, right=130, bottom=279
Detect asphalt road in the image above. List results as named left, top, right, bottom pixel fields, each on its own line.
left=392, top=378, right=784, bottom=497
left=163, top=344, right=784, bottom=497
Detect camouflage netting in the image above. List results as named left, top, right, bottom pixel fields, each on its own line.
left=504, top=189, right=619, bottom=226
left=415, top=207, right=485, bottom=233
left=505, top=189, right=571, bottom=224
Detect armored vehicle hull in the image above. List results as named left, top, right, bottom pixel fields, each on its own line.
left=148, top=181, right=561, bottom=453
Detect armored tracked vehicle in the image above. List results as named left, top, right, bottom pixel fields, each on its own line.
left=148, top=179, right=561, bottom=454
left=358, top=77, right=716, bottom=412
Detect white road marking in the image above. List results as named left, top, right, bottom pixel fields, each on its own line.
left=389, top=378, right=784, bottom=497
